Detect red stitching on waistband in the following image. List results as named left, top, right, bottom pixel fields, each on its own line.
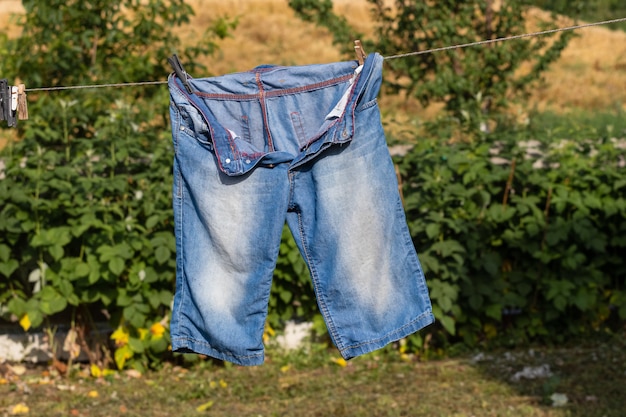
left=193, top=73, right=354, bottom=100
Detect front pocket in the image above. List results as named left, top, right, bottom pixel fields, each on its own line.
left=355, top=98, right=378, bottom=113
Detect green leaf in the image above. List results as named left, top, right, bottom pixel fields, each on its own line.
left=145, top=215, right=160, bottom=229
left=74, top=262, right=90, bottom=278
left=147, top=291, right=161, bottom=310
left=37, top=287, right=68, bottom=315
left=109, top=257, right=125, bottom=276
left=117, top=291, right=133, bottom=307
left=149, top=336, right=169, bottom=353
left=128, top=337, right=145, bottom=354
left=553, top=295, right=568, bottom=312
left=430, top=240, right=465, bottom=258
left=419, top=253, right=439, bottom=274
left=487, top=204, right=516, bottom=223
left=87, top=255, right=102, bottom=285
left=25, top=309, right=44, bottom=330
left=48, top=245, right=64, bottom=261
left=482, top=252, right=501, bottom=277
left=0, top=244, right=11, bottom=262
left=123, top=305, right=146, bottom=328
left=7, top=297, right=28, bottom=317
left=468, top=293, right=483, bottom=310
left=0, top=259, right=19, bottom=277
left=439, top=315, right=456, bottom=335
left=159, top=290, right=173, bottom=306
left=573, top=287, right=594, bottom=311
left=425, top=223, right=440, bottom=239
left=485, top=304, right=502, bottom=321
left=279, top=290, right=292, bottom=303
left=154, top=246, right=171, bottom=265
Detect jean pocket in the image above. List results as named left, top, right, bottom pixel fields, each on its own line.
left=355, top=98, right=378, bottom=113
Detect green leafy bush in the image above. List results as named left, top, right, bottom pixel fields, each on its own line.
left=289, top=0, right=573, bottom=132
left=398, top=125, right=626, bottom=347
left=0, top=0, right=237, bottom=371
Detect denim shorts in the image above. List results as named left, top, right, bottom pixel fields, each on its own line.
left=168, top=53, right=434, bottom=366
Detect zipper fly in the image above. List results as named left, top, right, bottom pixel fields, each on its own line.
left=255, top=72, right=275, bottom=152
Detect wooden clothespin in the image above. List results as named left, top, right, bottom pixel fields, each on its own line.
left=17, top=84, right=28, bottom=120
left=354, top=40, right=367, bottom=65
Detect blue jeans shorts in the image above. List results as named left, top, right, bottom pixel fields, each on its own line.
left=168, top=53, right=434, bottom=366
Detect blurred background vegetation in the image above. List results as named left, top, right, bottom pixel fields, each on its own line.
left=0, top=0, right=625, bottom=372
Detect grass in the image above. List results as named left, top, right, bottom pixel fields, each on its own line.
left=1, top=333, right=624, bottom=416
left=527, top=107, right=626, bottom=140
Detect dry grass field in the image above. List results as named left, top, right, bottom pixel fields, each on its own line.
left=1, top=0, right=625, bottom=113
left=186, top=0, right=626, bottom=114
left=0, top=1, right=625, bottom=146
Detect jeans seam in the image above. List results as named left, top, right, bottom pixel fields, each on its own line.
left=172, top=166, right=185, bottom=334
left=355, top=98, right=378, bottom=113
left=339, top=310, right=434, bottom=354
left=172, top=337, right=264, bottom=360
left=193, top=73, right=354, bottom=100
left=240, top=115, right=251, bottom=143
left=394, top=193, right=431, bottom=296
left=290, top=112, right=307, bottom=148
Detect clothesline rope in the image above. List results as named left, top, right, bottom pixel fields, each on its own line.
left=26, top=80, right=168, bottom=92
left=383, top=16, right=626, bottom=60
left=24, top=16, right=626, bottom=93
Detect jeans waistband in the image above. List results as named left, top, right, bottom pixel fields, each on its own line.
left=168, top=53, right=384, bottom=176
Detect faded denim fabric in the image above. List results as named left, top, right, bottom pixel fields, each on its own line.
left=168, top=53, right=434, bottom=366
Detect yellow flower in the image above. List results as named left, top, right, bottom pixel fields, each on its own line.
left=87, top=390, right=99, bottom=398
left=90, top=364, right=102, bottom=378
left=263, top=323, right=275, bottom=343
left=138, top=328, right=149, bottom=340
left=331, top=357, right=348, bottom=367
left=196, top=401, right=214, bottom=412
left=149, top=322, right=165, bottom=338
left=19, top=314, right=31, bottom=331
left=110, top=326, right=129, bottom=347
left=9, top=403, right=29, bottom=415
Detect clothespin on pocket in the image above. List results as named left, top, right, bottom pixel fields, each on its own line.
left=354, top=40, right=367, bottom=66
left=0, top=79, right=28, bottom=127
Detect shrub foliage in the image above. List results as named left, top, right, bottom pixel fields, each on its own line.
left=398, top=129, right=626, bottom=346
left=0, top=0, right=237, bottom=371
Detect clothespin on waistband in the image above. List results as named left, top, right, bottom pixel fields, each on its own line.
left=0, top=79, right=28, bottom=127
left=168, top=54, right=194, bottom=94
left=354, top=40, right=367, bottom=66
